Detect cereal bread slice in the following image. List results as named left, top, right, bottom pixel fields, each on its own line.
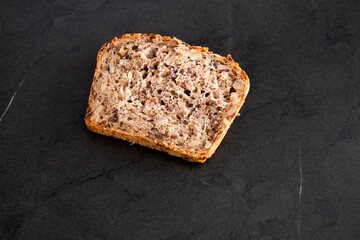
left=85, top=33, right=249, bottom=163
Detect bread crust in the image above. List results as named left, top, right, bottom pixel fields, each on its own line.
left=85, top=33, right=250, bottom=163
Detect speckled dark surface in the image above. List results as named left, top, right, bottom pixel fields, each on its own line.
left=1, top=0, right=360, bottom=239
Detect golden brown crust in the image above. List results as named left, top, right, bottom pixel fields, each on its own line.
left=85, top=33, right=250, bottom=163
left=85, top=118, right=207, bottom=163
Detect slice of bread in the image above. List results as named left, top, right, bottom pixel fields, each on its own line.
left=85, top=33, right=249, bottom=163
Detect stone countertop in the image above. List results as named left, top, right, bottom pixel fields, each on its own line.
left=1, top=1, right=359, bottom=239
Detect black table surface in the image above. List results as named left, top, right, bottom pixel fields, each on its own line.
left=1, top=1, right=360, bottom=239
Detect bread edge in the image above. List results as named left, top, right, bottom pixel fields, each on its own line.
left=85, top=33, right=250, bottom=163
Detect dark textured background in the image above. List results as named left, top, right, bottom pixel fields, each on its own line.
left=1, top=0, right=360, bottom=239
